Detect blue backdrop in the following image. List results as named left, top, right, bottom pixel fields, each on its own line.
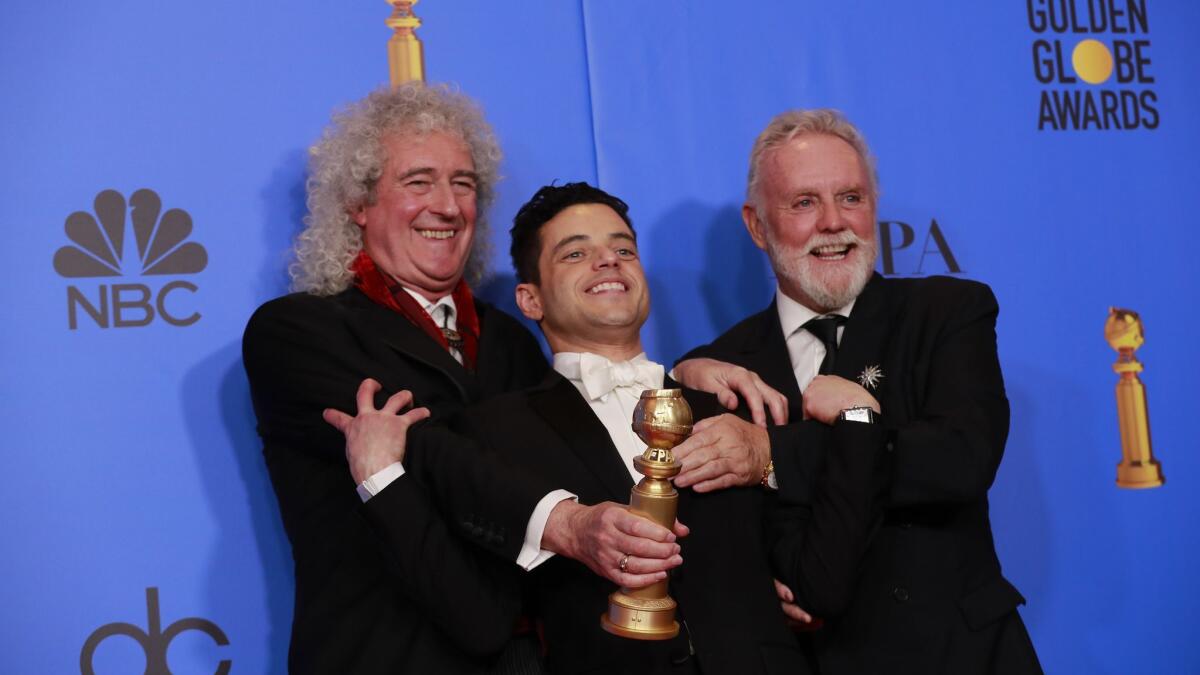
left=3, top=1, right=1197, bottom=673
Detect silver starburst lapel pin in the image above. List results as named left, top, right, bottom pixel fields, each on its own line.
left=857, top=364, right=884, bottom=390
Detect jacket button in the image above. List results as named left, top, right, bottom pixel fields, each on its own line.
left=899, top=521, right=913, bottom=530
left=892, top=587, right=910, bottom=602
left=885, top=441, right=895, bottom=452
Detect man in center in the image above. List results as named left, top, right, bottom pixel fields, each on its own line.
left=399, top=182, right=889, bottom=674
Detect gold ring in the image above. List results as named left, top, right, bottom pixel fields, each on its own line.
left=618, top=554, right=630, bottom=573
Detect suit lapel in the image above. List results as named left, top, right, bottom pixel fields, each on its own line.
left=343, top=289, right=479, bottom=403
left=834, top=274, right=892, bottom=401
left=733, top=303, right=805, bottom=423
left=529, top=372, right=634, bottom=500
left=469, top=300, right=506, bottom=394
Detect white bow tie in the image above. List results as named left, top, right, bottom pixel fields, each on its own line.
left=578, top=354, right=664, bottom=402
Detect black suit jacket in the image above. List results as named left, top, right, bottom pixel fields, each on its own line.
left=242, top=287, right=549, bottom=674
left=448, top=372, right=888, bottom=675
left=683, top=274, right=1042, bottom=674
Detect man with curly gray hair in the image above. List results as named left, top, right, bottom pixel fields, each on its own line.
left=245, top=83, right=801, bottom=674
left=291, top=83, right=502, bottom=297
left=243, top=83, right=552, bottom=674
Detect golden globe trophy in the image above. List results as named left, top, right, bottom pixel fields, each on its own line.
left=601, top=389, right=692, bottom=640
left=1105, top=308, right=1164, bottom=488
left=386, top=0, right=425, bottom=86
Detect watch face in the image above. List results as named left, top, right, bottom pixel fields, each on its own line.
left=842, top=407, right=874, bottom=424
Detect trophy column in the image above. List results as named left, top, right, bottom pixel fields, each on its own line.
left=385, top=0, right=425, bottom=86
left=601, top=389, right=692, bottom=640
left=1105, top=308, right=1164, bottom=488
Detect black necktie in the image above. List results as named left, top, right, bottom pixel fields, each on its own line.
left=803, top=315, right=846, bottom=375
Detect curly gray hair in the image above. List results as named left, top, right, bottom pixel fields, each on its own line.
left=745, top=108, right=878, bottom=207
left=290, top=83, right=502, bottom=295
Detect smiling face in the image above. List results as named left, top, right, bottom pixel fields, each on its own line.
left=744, top=133, right=878, bottom=313
left=353, top=131, right=478, bottom=301
left=515, top=203, right=649, bottom=359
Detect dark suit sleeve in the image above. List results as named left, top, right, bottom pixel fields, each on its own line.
left=679, top=386, right=888, bottom=616
left=359, top=473, right=524, bottom=654
left=402, top=419, right=556, bottom=563
left=765, top=421, right=830, bottom=506
left=243, top=295, right=374, bottom=460
left=887, top=282, right=1009, bottom=507
left=685, top=282, right=1008, bottom=509
left=243, top=299, right=523, bottom=655
left=676, top=343, right=713, bottom=363
left=768, top=420, right=890, bottom=616
left=677, top=342, right=828, bottom=506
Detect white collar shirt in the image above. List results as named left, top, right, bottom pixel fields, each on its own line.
left=400, top=286, right=462, bottom=364
left=553, top=351, right=665, bottom=483
left=775, top=285, right=856, bottom=393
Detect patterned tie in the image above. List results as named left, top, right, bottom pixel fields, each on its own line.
left=803, top=315, right=847, bottom=375
left=436, top=304, right=464, bottom=362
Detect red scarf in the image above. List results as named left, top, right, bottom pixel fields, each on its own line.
left=351, top=251, right=480, bottom=371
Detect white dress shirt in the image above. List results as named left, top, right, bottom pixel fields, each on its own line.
left=775, top=286, right=856, bottom=392
left=552, top=352, right=665, bottom=483
left=511, top=352, right=665, bottom=569
left=400, top=286, right=463, bottom=365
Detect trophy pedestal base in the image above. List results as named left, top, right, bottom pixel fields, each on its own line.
left=1117, top=460, right=1164, bottom=488
left=601, top=591, right=679, bottom=641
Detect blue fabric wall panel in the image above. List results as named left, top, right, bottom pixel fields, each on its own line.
left=1, top=2, right=597, bottom=672
left=579, top=2, right=1200, bottom=672
left=2, top=1, right=392, bottom=668
left=418, top=1, right=599, bottom=317
left=1, top=1, right=1197, bottom=672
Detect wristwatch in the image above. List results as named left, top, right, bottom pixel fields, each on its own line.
left=760, top=460, right=777, bottom=490
left=838, top=406, right=880, bottom=424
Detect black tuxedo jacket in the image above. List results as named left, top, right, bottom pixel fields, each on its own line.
left=683, top=274, right=1042, bottom=674
left=445, top=372, right=888, bottom=675
left=242, top=287, right=549, bottom=674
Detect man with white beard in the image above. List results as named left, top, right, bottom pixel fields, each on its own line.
left=671, top=109, right=1042, bottom=674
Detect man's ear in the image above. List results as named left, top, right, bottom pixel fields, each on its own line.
left=514, top=283, right=544, bottom=322
left=742, top=203, right=769, bottom=251
left=352, top=205, right=368, bottom=228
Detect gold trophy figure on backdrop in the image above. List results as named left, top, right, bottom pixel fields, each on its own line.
left=601, top=389, right=692, bottom=640
left=1105, top=308, right=1164, bottom=488
left=386, top=0, right=425, bottom=86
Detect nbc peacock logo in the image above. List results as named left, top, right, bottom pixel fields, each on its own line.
left=54, top=189, right=207, bottom=329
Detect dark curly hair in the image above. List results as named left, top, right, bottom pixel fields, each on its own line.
left=509, top=182, right=633, bottom=284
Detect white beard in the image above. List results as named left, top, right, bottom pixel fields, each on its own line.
left=764, top=228, right=877, bottom=312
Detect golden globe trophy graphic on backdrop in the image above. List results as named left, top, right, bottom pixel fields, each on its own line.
left=601, top=389, right=692, bottom=640
left=1105, top=308, right=1164, bottom=488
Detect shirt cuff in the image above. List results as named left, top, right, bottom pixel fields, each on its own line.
left=356, top=461, right=406, bottom=502
left=516, top=489, right=577, bottom=570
